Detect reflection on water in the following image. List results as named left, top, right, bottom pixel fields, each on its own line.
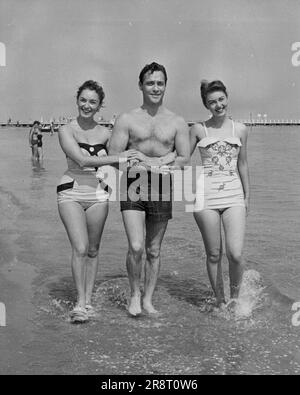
left=30, top=159, right=47, bottom=200
left=31, top=158, right=45, bottom=174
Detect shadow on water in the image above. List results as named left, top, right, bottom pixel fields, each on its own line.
left=38, top=274, right=130, bottom=321
left=41, top=270, right=282, bottom=318
left=32, top=270, right=300, bottom=374
left=159, top=274, right=215, bottom=310
left=43, top=273, right=215, bottom=316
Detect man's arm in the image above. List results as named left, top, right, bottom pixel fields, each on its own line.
left=133, top=151, right=177, bottom=167
left=108, top=114, right=130, bottom=154
left=189, top=123, right=202, bottom=156
left=173, top=116, right=190, bottom=168
left=136, top=117, right=190, bottom=172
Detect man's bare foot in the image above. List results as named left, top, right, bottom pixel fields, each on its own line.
left=143, top=300, right=161, bottom=316
left=212, top=301, right=227, bottom=313
left=128, top=296, right=142, bottom=316
left=215, top=297, right=226, bottom=307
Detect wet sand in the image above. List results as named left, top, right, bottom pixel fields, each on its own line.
left=1, top=128, right=300, bottom=375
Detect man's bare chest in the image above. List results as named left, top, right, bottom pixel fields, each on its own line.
left=129, top=120, right=175, bottom=143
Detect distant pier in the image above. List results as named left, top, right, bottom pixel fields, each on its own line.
left=187, top=120, right=300, bottom=127
left=1, top=120, right=300, bottom=129
left=0, top=121, right=114, bottom=130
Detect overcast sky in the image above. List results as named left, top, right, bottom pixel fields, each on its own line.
left=1, top=0, right=300, bottom=122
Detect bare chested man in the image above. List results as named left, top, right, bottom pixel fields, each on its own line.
left=109, top=62, right=190, bottom=316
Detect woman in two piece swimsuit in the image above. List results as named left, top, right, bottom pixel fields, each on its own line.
left=57, top=80, right=137, bottom=323
left=190, top=80, right=250, bottom=308
left=29, top=120, right=43, bottom=161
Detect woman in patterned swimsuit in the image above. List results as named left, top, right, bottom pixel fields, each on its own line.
left=190, top=80, right=250, bottom=308
left=57, top=80, right=137, bottom=323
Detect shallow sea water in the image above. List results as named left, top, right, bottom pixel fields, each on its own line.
left=0, top=126, right=300, bottom=374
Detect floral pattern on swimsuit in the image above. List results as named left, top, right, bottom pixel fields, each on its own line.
left=206, top=141, right=239, bottom=175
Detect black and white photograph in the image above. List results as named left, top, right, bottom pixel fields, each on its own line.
left=1, top=0, right=300, bottom=377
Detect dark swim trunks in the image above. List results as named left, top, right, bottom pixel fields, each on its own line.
left=120, top=170, right=172, bottom=222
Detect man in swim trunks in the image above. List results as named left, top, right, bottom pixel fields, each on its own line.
left=109, top=62, right=190, bottom=316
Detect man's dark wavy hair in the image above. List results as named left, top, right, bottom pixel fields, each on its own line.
left=139, top=62, right=168, bottom=84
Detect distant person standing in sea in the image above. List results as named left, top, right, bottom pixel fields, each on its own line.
left=50, top=121, right=55, bottom=136
left=109, top=62, right=190, bottom=316
left=29, top=120, right=43, bottom=161
left=57, top=80, right=138, bottom=323
left=190, top=80, right=250, bottom=309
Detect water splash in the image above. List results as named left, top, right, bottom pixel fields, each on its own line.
left=234, top=269, right=265, bottom=319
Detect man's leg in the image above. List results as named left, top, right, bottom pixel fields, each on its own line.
left=143, top=220, right=168, bottom=314
left=122, top=210, right=145, bottom=316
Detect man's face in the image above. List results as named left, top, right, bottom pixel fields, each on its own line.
left=139, top=71, right=166, bottom=105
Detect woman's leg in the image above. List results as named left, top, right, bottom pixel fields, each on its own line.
left=85, top=201, right=109, bottom=306
left=222, top=206, right=246, bottom=299
left=58, top=202, right=89, bottom=308
left=37, top=147, right=43, bottom=161
left=32, top=145, right=38, bottom=161
left=194, top=209, right=224, bottom=304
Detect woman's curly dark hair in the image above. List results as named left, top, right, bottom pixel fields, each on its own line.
left=76, top=80, right=105, bottom=107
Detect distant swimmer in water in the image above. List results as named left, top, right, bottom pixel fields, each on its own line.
left=109, top=62, right=190, bottom=316
left=29, top=120, right=43, bottom=162
left=190, top=80, right=250, bottom=309
left=57, top=80, right=139, bottom=323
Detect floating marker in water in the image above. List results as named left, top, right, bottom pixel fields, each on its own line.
left=0, top=302, right=6, bottom=326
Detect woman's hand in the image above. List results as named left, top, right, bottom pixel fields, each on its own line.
left=129, top=151, right=146, bottom=162
left=119, top=149, right=140, bottom=162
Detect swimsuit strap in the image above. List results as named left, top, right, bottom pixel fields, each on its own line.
left=232, top=119, right=235, bottom=137
left=202, top=122, right=208, bottom=137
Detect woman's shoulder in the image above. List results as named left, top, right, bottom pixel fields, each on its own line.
left=233, top=121, right=248, bottom=139
left=58, top=122, right=73, bottom=134
left=95, top=124, right=111, bottom=143
left=190, top=122, right=206, bottom=140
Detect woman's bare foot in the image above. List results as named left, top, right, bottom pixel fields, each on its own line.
left=128, top=295, right=142, bottom=316
left=226, top=298, right=238, bottom=312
